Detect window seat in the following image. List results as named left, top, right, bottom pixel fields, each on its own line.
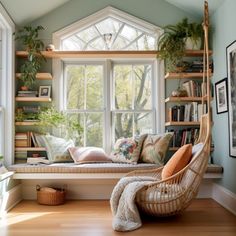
left=8, top=163, right=223, bottom=180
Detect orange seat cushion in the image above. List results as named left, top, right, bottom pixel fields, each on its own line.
left=162, top=144, right=192, bottom=179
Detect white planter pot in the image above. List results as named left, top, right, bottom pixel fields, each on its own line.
left=185, top=37, right=201, bottom=50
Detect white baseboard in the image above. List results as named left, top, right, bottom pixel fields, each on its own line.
left=212, top=183, right=236, bottom=215
left=0, top=184, right=22, bottom=216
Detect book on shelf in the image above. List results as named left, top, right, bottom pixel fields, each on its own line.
left=15, top=132, right=31, bottom=147
left=182, top=80, right=206, bottom=97
left=169, top=103, right=207, bottom=122
left=167, top=128, right=199, bottom=148
left=23, top=106, right=40, bottom=113
left=17, top=91, right=38, bottom=97
left=27, top=157, right=49, bottom=165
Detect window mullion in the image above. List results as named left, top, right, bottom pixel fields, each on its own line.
left=110, top=23, right=125, bottom=49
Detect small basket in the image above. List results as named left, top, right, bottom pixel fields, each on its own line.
left=36, top=185, right=66, bottom=205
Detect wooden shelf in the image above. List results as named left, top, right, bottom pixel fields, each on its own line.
left=15, top=97, right=52, bottom=102
left=16, top=73, right=52, bottom=80
left=15, top=121, right=39, bottom=126
left=165, top=72, right=212, bottom=79
left=165, top=97, right=203, bottom=102
left=165, top=121, right=200, bottom=126
left=16, top=50, right=212, bottom=59
left=15, top=147, right=46, bottom=151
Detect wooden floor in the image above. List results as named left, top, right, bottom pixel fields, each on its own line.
left=0, top=199, right=235, bottom=236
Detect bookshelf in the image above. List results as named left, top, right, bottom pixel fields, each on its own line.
left=15, top=55, right=53, bottom=164
left=165, top=50, right=213, bottom=151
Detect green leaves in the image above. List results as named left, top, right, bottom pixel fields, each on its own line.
left=158, top=18, right=203, bottom=72
left=14, top=25, right=46, bottom=89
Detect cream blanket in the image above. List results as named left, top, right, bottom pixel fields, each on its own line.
left=110, top=176, right=155, bottom=231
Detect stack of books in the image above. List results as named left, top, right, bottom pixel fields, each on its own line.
left=184, top=60, right=213, bottom=73
left=15, top=132, right=31, bottom=147
left=17, top=91, right=38, bottom=97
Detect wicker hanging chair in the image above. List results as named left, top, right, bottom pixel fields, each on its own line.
left=126, top=1, right=211, bottom=217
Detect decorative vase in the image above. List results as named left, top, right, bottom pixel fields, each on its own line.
left=185, top=37, right=201, bottom=50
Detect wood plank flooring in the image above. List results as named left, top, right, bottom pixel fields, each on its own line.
left=0, top=199, right=235, bottom=236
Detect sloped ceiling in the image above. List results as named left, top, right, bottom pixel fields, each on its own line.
left=0, top=0, right=70, bottom=25
left=0, top=0, right=224, bottom=26
left=166, top=0, right=224, bottom=18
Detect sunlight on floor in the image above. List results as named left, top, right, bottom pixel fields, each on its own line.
left=0, top=212, right=54, bottom=227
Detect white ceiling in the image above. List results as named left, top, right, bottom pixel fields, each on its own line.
left=166, top=0, right=225, bottom=18
left=0, top=0, right=70, bottom=25
left=0, top=0, right=225, bottom=26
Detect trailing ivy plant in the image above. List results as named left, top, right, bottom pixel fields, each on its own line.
left=14, top=25, right=46, bottom=89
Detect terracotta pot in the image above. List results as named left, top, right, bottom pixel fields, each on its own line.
left=20, top=86, right=28, bottom=91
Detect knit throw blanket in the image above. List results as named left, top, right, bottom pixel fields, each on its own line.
left=110, top=176, right=155, bottom=232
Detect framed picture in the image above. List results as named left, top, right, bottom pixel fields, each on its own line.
left=226, top=40, right=236, bottom=157
left=39, top=86, right=51, bottom=98
left=215, top=78, right=228, bottom=114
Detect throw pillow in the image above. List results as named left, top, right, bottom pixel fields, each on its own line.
left=192, top=142, right=204, bottom=157
left=68, top=147, right=112, bottom=164
left=140, top=133, right=173, bottom=165
left=35, top=134, right=74, bottom=163
left=110, top=134, right=148, bottom=164
left=161, top=143, right=192, bottom=180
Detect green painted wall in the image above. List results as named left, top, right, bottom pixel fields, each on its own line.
left=29, top=0, right=199, bottom=45
left=212, top=0, right=236, bottom=194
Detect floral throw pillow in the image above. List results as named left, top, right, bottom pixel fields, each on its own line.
left=140, top=133, right=173, bottom=165
left=110, top=134, right=147, bottom=164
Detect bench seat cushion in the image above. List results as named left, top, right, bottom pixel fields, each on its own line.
left=8, top=163, right=159, bottom=173
left=8, top=163, right=223, bottom=174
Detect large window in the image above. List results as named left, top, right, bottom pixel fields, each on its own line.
left=64, top=60, right=156, bottom=150
left=54, top=7, right=163, bottom=152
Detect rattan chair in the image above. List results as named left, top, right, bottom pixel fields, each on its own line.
left=126, top=113, right=211, bottom=216
left=126, top=1, right=211, bottom=217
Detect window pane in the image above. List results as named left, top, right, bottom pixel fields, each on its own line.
left=86, top=65, right=103, bottom=109
left=66, top=65, right=85, bottom=110
left=86, top=113, right=103, bottom=147
left=114, top=65, right=132, bottom=110
left=134, top=112, right=152, bottom=135
left=62, top=35, right=85, bottom=50
left=134, top=65, right=152, bottom=109
left=67, top=113, right=84, bottom=146
left=95, top=17, right=122, bottom=35
left=114, top=113, right=133, bottom=140
left=76, top=26, right=99, bottom=43
left=120, top=25, right=142, bottom=42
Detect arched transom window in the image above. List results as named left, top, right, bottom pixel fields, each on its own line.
left=62, top=17, right=157, bottom=50
left=56, top=6, right=161, bottom=51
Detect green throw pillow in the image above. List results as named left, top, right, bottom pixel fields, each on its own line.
left=140, top=133, right=173, bottom=165
left=35, top=134, right=74, bottom=163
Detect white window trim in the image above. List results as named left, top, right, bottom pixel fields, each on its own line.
left=53, top=6, right=163, bottom=50
left=0, top=3, right=15, bottom=166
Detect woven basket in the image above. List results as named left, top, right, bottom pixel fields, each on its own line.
left=36, top=185, right=66, bottom=205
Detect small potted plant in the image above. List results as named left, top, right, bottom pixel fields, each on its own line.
left=14, top=25, right=46, bottom=90
left=158, top=18, right=203, bottom=72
